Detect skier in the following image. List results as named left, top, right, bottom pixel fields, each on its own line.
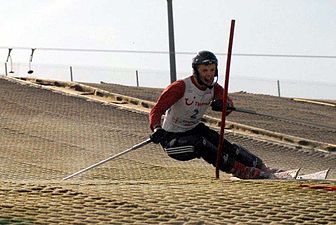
left=149, top=50, right=275, bottom=179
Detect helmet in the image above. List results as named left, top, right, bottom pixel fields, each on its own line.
left=192, top=51, right=218, bottom=88
left=192, top=51, right=218, bottom=70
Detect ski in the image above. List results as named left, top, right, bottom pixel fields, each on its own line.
left=273, top=168, right=301, bottom=179
left=229, top=168, right=332, bottom=180
left=296, top=169, right=330, bottom=180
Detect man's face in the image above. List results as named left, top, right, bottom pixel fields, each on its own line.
left=197, top=64, right=216, bottom=86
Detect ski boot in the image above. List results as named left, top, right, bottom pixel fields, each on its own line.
left=230, top=161, right=275, bottom=179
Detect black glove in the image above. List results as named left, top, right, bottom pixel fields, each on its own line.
left=150, top=128, right=167, bottom=144
left=211, top=99, right=235, bottom=114
left=211, top=99, right=223, bottom=111
left=226, top=98, right=234, bottom=115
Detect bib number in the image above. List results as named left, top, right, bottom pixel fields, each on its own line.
left=191, top=109, right=199, bottom=119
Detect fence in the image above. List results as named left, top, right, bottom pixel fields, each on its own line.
left=1, top=62, right=335, bottom=100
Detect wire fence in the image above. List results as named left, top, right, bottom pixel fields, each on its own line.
left=1, top=62, right=335, bottom=100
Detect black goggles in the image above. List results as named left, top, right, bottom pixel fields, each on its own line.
left=199, top=59, right=218, bottom=65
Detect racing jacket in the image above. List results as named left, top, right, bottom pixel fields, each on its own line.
left=149, top=75, right=225, bottom=132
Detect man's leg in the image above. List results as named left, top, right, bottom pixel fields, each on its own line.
left=161, top=123, right=219, bottom=161
left=230, top=143, right=284, bottom=173
left=196, top=137, right=273, bottom=179
left=162, top=123, right=273, bottom=179
left=196, top=123, right=266, bottom=167
left=230, top=143, right=265, bottom=169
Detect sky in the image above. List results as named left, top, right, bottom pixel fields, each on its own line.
left=0, top=0, right=335, bottom=98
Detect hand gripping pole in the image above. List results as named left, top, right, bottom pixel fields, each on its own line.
left=63, top=138, right=152, bottom=180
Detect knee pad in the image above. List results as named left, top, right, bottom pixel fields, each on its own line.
left=220, top=153, right=235, bottom=173
left=195, top=137, right=216, bottom=162
left=196, top=138, right=227, bottom=166
left=196, top=138, right=235, bottom=173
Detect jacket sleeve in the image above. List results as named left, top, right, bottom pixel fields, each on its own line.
left=149, top=80, right=185, bottom=131
left=213, top=83, right=234, bottom=115
left=213, top=83, right=233, bottom=102
left=213, top=83, right=224, bottom=100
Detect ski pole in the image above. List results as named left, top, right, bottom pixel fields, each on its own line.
left=228, top=107, right=335, bottom=130
left=63, top=138, right=152, bottom=181
left=228, top=107, right=257, bottom=115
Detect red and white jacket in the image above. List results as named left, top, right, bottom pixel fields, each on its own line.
left=149, top=76, right=226, bottom=132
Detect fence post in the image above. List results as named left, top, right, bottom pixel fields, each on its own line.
left=277, top=80, right=281, bottom=97
left=136, top=70, right=139, bottom=87
left=70, top=66, right=73, bottom=82
left=5, top=62, right=8, bottom=76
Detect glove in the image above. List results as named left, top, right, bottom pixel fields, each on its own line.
left=211, top=99, right=223, bottom=111
left=150, top=127, right=167, bottom=144
left=226, top=98, right=234, bottom=115
left=211, top=99, right=234, bottom=115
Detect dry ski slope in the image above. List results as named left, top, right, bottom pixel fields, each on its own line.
left=0, top=76, right=335, bottom=224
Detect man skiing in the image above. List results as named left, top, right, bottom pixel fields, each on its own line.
left=149, top=50, right=275, bottom=179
